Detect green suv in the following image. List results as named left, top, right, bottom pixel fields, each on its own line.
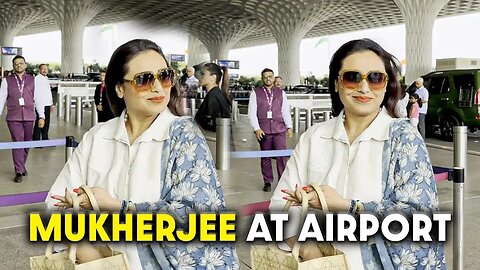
left=420, top=69, right=480, bottom=140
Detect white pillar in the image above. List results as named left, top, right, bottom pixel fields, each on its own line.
left=187, top=35, right=209, bottom=66
left=192, top=20, right=256, bottom=63
left=41, top=0, right=104, bottom=74
left=0, top=8, right=42, bottom=70
left=0, top=32, right=15, bottom=70
left=232, top=1, right=342, bottom=87
left=206, top=42, right=231, bottom=62
left=393, top=0, right=449, bottom=83
left=61, top=17, right=89, bottom=74
left=276, top=32, right=304, bottom=87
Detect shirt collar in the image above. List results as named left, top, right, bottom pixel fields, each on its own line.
left=104, top=108, right=178, bottom=144
left=326, top=108, right=393, bottom=143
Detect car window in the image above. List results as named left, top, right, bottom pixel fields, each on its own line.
left=441, top=77, right=450, bottom=94
left=428, top=76, right=445, bottom=95
left=453, top=74, right=475, bottom=107
left=453, top=74, right=475, bottom=92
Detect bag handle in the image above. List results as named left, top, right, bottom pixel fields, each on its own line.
left=79, top=185, right=101, bottom=212
left=45, top=191, right=79, bottom=263
left=290, top=184, right=329, bottom=262
left=309, top=183, right=329, bottom=212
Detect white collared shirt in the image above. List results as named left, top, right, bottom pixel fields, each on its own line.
left=45, top=108, right=179, bottom=269
left=185, top=75, right=199, bottom=88
left=34, top=74, right=53, bottom=106
left=415, top=86, right=429, bottom=114
left=270, top=108, right=395, bottom=270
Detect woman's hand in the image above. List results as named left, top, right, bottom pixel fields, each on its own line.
left=52, top=186, right=121, bottom=212
left=282, top=184, right=350, bottom=212
left=282, top=184, right=322, bottom=209
left=304, top=185, right=350, bottom=212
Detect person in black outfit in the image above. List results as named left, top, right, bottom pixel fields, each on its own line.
left=94, top=71, right=114, bottom=122
left=195, top=63, right=231, bottom=132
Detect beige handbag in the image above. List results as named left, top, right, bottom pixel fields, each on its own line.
left=250, top=184, right=349, bottom=270
left=30, top=186, right=130, bottom=270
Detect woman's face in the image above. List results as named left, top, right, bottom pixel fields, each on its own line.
left=337, top=50, right=387, bottom=118
left=117, top=50, right=171, bottom=117
left=199, top=67, right=215, bottom=87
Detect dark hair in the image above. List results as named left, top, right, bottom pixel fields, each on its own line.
left=275, top=76, right=282, bottom=80
left=328, top=39, right=401, bottom=117
left=12, top=55, right=25, bottom=64
left=411, top=93, right=423, bottom=108
left=203, top=63, right=230, bottom=102
left=261, top=68, right=274, bottom=77
left=105, top=39, right=182, bottom=116
left=38, top=63, right=48, bottom=69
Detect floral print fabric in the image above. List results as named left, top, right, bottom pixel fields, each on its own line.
left=135, top=117, right=239, bottom=270
left=361, top=119, right=446, bottom=270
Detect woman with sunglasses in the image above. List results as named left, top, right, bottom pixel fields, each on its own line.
left=46, top=39, right=239, bottom=269
left=270, top=39, right=445, bottom=269
left=195, top=63, right=231, bottom=132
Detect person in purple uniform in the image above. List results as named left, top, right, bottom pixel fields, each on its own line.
left=0, top=55, right=45, bottom=183
left=248, top=68, right=293, bottom=192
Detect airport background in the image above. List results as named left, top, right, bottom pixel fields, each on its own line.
left=8, top=12, right=480, bottom=79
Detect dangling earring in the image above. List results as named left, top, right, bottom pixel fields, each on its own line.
left=124, top=110, right=128, bottom=123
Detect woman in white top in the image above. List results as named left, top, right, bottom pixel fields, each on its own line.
left=271, top=39, right=445, bottom=269
left=48, top=39, right=238, bottom=269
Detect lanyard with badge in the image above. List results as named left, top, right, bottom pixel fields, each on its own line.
left=99, top=84, right=104, bottom=104
left=14, top=75, right=26, bottom=106
left=263, top=87, right=274, bottom=119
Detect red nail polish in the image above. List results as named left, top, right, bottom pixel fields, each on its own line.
left=295, top=184, right=298, bottom=189
left=281, top=189, right=286, bottom=193
left=73, top=188, right=79, bottom=193
left=282, top=196, right=288, bottom=200
left=302, top=186, right=308, bottom=191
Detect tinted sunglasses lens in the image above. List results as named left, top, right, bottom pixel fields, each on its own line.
left=158, top=69, right=174, bottom=87
left=342, top=71, right=362, bottom=89
left=367, top=72, right=387, bottom=89
left=135, top=73, right=155, bottom=91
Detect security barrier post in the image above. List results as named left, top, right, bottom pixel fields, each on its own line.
left=91, top=103, right=98, bottom=127
left=65, top=136, right=76, bottom=162
left=293, top=107, right=300, bottom=133
left=306, top=108, right=312, bottom=129
left=65, top=95, right=71, bottom=122
left=57, top=92, right=64, bottom=118
left=453, top=126, right=467, bottom=270
left=322, top=111, right=330, bottom=122
left=190, top=98, right=196, bottom=116
left=216, top=118, right=231, bottom=170
left=232, top=100, right=238, bottom=121
left=75, top=96, right=82, bottom=126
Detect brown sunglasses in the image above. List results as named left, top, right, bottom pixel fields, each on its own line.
left=124, top=68, right=176, bottom=92
left=338, top=70, right=388, bottom=91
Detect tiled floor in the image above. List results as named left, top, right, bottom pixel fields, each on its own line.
left=0, top=106, right=479, bottom=269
